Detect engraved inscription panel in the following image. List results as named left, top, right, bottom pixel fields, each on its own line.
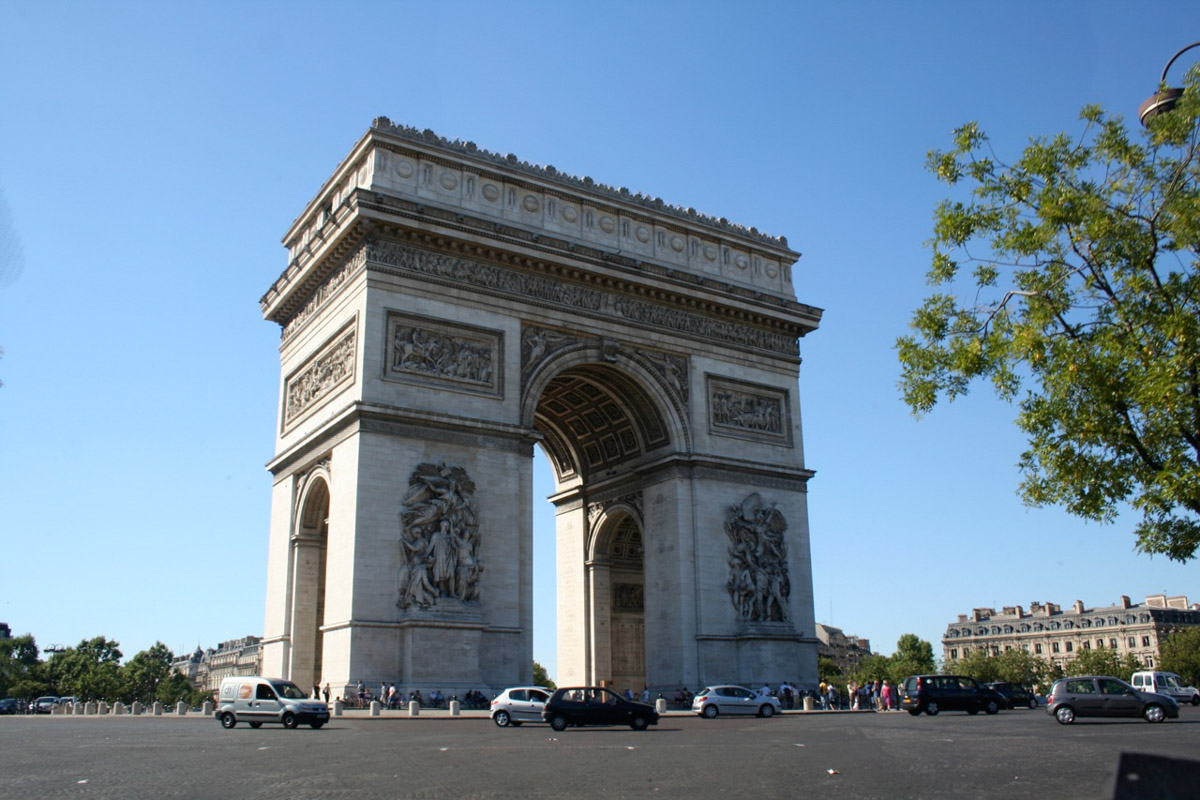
left=384, top=311, right=502, bottom=397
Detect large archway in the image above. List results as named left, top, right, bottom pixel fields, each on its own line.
left=260, top=120, right=822, bottom=696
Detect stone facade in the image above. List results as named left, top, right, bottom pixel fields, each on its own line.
left=171, top=636, right=263, bottom=692
left=942, top=595, right=1200, bottom=669
left=259, top=119, right=823, bottom=698
left=815, top=623, right=873, bottom=677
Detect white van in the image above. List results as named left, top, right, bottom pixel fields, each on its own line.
left=1130, top=671, right=1200, bottom=706
left=216, top=676, right=330, bottom=729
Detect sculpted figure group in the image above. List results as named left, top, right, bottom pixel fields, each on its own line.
left=725, top=493, right=791, bottom=623
left=397, top=463, right=484, bottom=610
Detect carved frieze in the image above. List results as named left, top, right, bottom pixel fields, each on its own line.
left=707, top=376, right=791, bottom=446
left=725, top=493, right=790, bottom=623
left=280, top=248, right=366, bottom=343
left=634, top=348, right=689, bottom=405
left=587, top=491, right=644, bottom=530
left=396, top=463, right=484, bottom=611
left=385, top=311, right=502, bottom=397
left=520, top=326, right=578, bottom=386
left=366, top=240, right=799, bottom=356
left=613, top=583, right=645, bottom=612
left=283, top=324, right=357, bottom=429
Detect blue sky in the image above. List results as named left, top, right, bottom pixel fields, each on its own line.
left=1, top=0, right=1197, bottom=681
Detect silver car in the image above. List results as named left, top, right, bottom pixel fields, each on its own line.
left=1046, top=676, right=1179, bottom=724
left=693, top=685, right=782, bottom=718
left=490, top=686, right=552, bottom=727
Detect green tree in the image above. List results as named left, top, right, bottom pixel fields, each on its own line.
left=0, top=633, right=41, bottom=697
left=1158, top=627, right=1200, bottom=686
left=817, top=656, right=843, bottom=685
left=897, top=68, right=1200, bottom=560
left=531, top=661, right=556, bottom=691
left=853, top=654, right=892, bottom=685
left=947, top=649, right=1000, bottom=683
left=50, top=637, right=123, bottom=700
left=888, top=633, right=936, bottom=681
left=1066, top=646, right=1142, bottom=679
left=119, top=642, right=175, bottom=705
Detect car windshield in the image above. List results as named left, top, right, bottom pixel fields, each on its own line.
left=1163, top=675, right=1182, bottom=688
left=272, top=681, right=308, bottom=700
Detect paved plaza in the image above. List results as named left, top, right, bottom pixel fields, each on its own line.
left=3, top=706, right=1199, bottom=799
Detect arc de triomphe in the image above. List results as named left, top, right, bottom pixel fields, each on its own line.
left=259, top=119, right=822, bottom=696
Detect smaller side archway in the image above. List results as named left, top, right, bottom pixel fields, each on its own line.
left=288, top=467, right=330, bottom=692
left=587, top=508, right=646, bottom=693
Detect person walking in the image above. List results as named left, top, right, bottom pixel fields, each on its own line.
left=880, top=680, right=893, bottom=711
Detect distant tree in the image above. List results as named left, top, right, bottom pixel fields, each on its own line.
left=0, top=633, right=40, bottom=697
left=817, top=656, right=843, bottom=685
left=1066, top=646, right=1142, bottom=679
left=948, top=649, right=1000, bottom=683
left=993, top=648, right=1052, bottom=688
left=898, top=70, right=1200, bottom=561
left=887, top=633, right=937, bottom=684
left=853, top=654, right=892, bottom=685
left=50, top=637, right=123, bottom=700
left=531, top=661, right=556, bottom=691
left=119, top=642, right=175, bottom=705
left=1158, top=627, right=1200, bottom=686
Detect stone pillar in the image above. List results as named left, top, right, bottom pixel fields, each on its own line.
left=202, top=700, right=213, bottom=716
left=152, top=701, right=163, bottom=716
left=85, top=701, right=97, bottom=715
left=98, top=701, right=109, bottom=715
left=655, top=698, right=666, bottom=714
left=803, top=695, right=813, bottom=711
left=175, top=701, right=188, bottom=715
left=449, top=700, right=460, bottom=716
left=370, top=700, right=381, bottom=716
left=408, top=700, right=419, bottom=717
left=333, top=700, right=343, bottom=717
left=131, top=701, right=143, bottom=715
left=114, top=702, right=126, bottom=715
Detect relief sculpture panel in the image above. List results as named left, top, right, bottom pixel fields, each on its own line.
left=397, top=463, right=484, bottom=610
left=725, top=492, right=790, bottom=624
left=385, top=311, right=502, bottom=397
left=707, top=375, right=791, bottom=446
left=283, top=323, right=357, bottom=429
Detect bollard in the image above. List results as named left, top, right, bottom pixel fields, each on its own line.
left=370, top=700, right=381, bottom=716
left=176, top=701, right=188, bottom=716
left=803, top=696, right=814, bottom=712
left=114, top=702, right=126, bottom=715
left=408, top=700, right=420, bottom=717
left=655, top=698, right=667, bottom=714
left=98, top=701, right=110, bottom=715
left=333, top=700, right=343, bottom=717
left=449, top=700, right=460, bottom=716
left=131, top=701, right=143, bottom=716
left=202, top=700, right=213, bottom=717
left=85, top=701, right=97, bottom=716
left=152, top=701, right=163, bottom=716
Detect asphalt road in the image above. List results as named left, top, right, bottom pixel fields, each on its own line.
left=2, top=706, right=1199, bottom=799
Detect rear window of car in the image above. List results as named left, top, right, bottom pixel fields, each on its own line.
left=1064, top=679, right=1096, bottom=694
left=509, top=690, right=527, bottom=701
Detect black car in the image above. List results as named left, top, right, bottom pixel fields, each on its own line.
left=0, top=698, right=22, bottom=715
left=986, top=682, right=1039, bottom=710
left=542, top=687, right=660, bottom=731
left=900, top=675, right=1004, bottom=716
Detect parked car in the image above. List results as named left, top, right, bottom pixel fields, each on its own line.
left=900, top=675, right=1003, bottom=716
left=1047, top=676, right=1179, bottom=724
left=1130, top=671, right=1200, bottom=706
left=692, top=685, right=781, bottom=718
left=33, top=696, right=59, bottom=714
left=0, top=698, right=21, bottom=715
left=490, top=686, right=552, bottom=727
left=986, top=682, right=1039, bottom=710
left=542, top=686, right=659, bottom=731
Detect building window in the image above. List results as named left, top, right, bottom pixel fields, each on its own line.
left=950, top=649, right=958, bottom=660
left=1110, top=639, right=1118, bottom=649
left=1035, top=644, right=1043, bottom=654
left=1083, top=641, right=1091, bottom=650
left=1097, top=639, right=1104, bottom=649
left=1004, top=645, right=1012, bottom=652
left=1052, top=642, right=1060, bottom=653
left=1128, top=637, right=1136, bottom=648
left=1142, top=636, right=1151, bottom=647
left=1065, top=642, right=1074, bottom=653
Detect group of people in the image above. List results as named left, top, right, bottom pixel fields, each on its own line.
left=831, top=679, right=897, bottom=711
left=317, top=681, right=490, bottom=710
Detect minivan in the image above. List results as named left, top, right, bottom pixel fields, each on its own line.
left=1130, top=671, right=1200, bottom=706
left=216, top=676, right=330, bottom=729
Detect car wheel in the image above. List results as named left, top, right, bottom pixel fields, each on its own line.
left=1143, top=704, right=1166, bottom=723
left=907, top=709, right=921, bottom=716
left=925, top=702, right=939, bottom=716
left=630, top=715, right=649, bottom=731
left=493, top=710, right=511, bottom=728
left=1192, top=696, right=1200, bottom=707
left=249, top=721, right=263, bottom=729
left=1028, top=698, right=1038, bottom=710
left=702, top=704, right=718, bottom=719
left=1055, top=705, right=1075, bottom=725
left=281, top=712, right=298, bottom=729
left=311, top=721, right=324, bottom=729
left=985, top=701, right=999, bottom=715
left=219, top=712, right=236, bottom=729
left=966, top=707, right=979, bottom=715
left=549, top=714, right=568, bottom=732
left=758, top=704, right=775, bottom=718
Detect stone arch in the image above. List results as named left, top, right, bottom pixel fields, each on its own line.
left=586, top=510, right=646, bottom=692
left=288, top=464, right=330, bottom=692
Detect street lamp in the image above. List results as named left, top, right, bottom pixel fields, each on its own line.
left=1138, top=41, right=1200, bottom=126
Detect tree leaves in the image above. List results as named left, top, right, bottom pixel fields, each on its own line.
left=898, top=66, right=1200, bottom=560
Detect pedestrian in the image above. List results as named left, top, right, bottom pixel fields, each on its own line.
left=881, top=680, right=893, bottom=711
left=313, top=683, right=320, bottom=699
left=322, top=683, right=331, bottom=703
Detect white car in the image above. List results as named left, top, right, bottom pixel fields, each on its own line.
left=490, top=686, right=552, bottom=727
left=692, top=685, right=782, bottom=718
